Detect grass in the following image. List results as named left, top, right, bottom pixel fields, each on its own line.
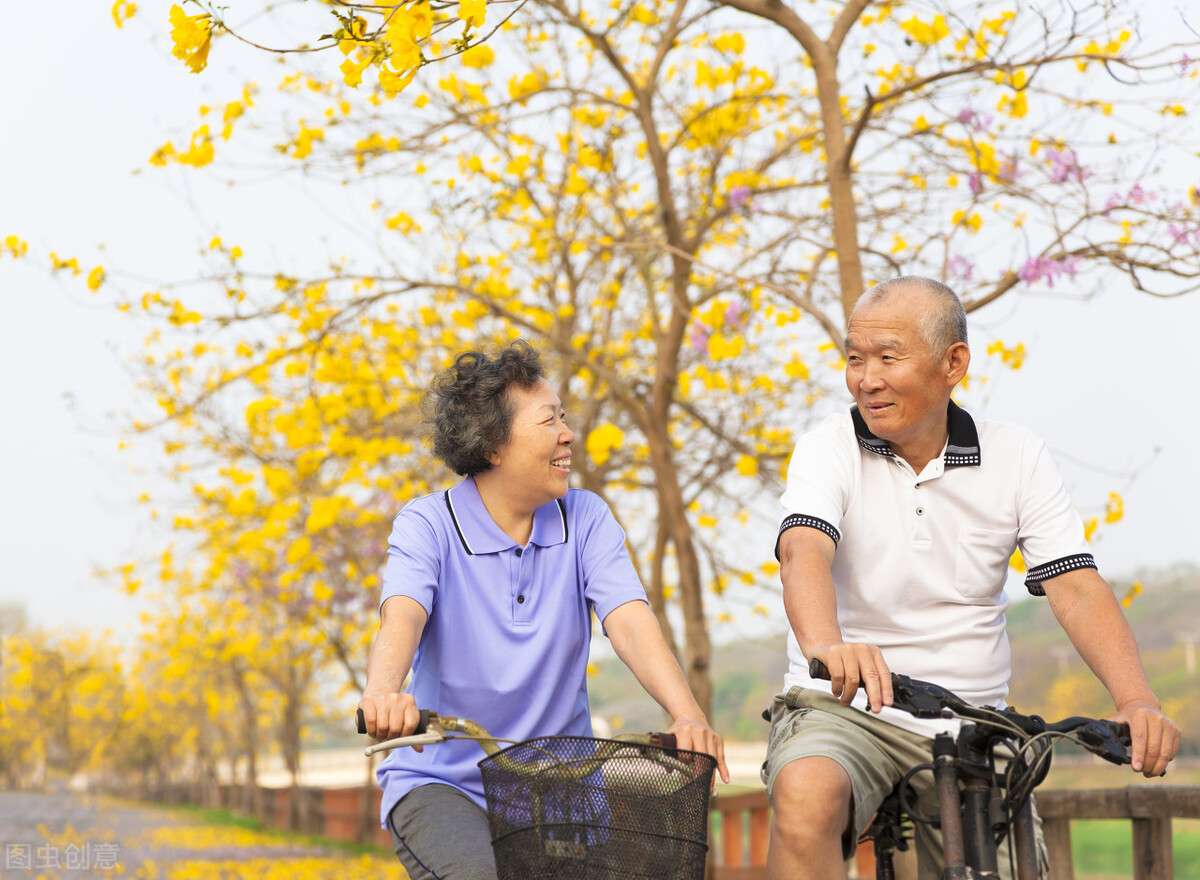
left=1038, top=761, right=1200, bottom=879
left=155, top=800, right=392, bottom=857
left=1069, top=818, right=1200, bottom=879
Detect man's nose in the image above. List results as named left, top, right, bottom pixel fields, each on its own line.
left=858, top=361, right=886, bottom=390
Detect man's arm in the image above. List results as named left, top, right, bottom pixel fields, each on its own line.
left=603, top=599, right=730, bottom=783
left=357, top=595, right=429, bottom=742
left=1042, top=567, right=1180, bottom=777
left=778, top=526, right=893, bottom=712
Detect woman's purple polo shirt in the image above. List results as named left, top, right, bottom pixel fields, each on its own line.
left=374, top=476, right=649, bottom=825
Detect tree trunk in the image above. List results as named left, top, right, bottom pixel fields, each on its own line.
left=643, top=421, right=713, bottom=717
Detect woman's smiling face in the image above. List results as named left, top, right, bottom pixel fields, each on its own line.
left=487, top=379, right=575, bottom=508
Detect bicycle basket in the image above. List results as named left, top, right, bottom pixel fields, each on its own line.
left=478, top=735, right=716, bottom=880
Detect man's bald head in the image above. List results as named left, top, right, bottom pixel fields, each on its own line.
left=852, top=276, right=968, bottom=357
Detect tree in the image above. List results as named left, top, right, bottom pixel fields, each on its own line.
left=53, top=0, right=1200, bottom=722
left=0, top=629, right=127, bottom=788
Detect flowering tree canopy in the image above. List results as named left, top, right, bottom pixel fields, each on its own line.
left=24, top=0, right=1198, bottom=724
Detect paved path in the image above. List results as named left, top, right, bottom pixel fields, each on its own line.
left=0, top=790, right=401, bottom=878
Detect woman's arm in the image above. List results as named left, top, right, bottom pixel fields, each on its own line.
left=603, top=599, right=730, bottom=783
left=358, top=595, right=429, bottom=743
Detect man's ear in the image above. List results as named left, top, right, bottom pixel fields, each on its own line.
left=945, top=341, right=971, bottom=386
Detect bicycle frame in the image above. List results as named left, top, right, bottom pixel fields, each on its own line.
left=807, top=659, right=1130, bottom=880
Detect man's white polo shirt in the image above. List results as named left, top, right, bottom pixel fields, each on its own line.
left=777, top=402, right=1095, bottom=737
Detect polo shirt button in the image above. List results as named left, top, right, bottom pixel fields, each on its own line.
left=515, top=548, right=523, bottom=557
left=915, top=506, right=925, bottom=516
left=517, top=595, right=525, bottom=603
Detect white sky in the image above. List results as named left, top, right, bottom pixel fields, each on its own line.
left=1, top=2, right=1198, bottom=635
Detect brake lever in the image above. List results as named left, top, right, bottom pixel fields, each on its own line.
left=1072, top=720, right=1132, bottom=766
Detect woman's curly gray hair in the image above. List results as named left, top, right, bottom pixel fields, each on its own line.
left=424, top=339, right=546, bottom=476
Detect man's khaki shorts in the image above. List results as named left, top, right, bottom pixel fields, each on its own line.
left=761, top=686, right=1047, bottom=879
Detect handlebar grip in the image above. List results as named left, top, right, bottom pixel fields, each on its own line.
left=356, top=707, right=432, bottom=736
left=809, top=658, right=832, bottom=680
left=654, top=733, right=678, bottom=750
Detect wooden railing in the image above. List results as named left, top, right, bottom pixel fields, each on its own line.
left=1038, top=785, right=1200, bottom=880
left=710, top=785, right=1200, bottom=880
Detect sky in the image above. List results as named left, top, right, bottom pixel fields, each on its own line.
left=1, top=2, right=1198, bottom=636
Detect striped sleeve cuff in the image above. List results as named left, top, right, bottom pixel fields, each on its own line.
left=1024, top=553, right=1097, bottom=596
left=775, top=514, right=841, bottom=560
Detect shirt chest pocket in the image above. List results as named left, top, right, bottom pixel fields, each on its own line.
left=954, top=527, right=1018, bottom=599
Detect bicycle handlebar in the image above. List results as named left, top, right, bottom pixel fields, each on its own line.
left=355, top=706, right=680, bottom=760
left=356, top=707, right=431, bottom=737
left=806, top=658, right=1131, bottom=766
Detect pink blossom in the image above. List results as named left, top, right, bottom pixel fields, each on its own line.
left=947, top=255, right=974, bottom=282
left=1018, top=255, right=1081, bottom=287
left=955, top=108, right=992, bottom=133
left=1045, top=148, right=1089, bottom=184
left=688, top=321, right=711, bottom=352
left=728, top=184, right=752, bottom=210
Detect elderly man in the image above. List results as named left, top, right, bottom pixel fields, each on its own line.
left=763, top=276, right=1179, bottom=879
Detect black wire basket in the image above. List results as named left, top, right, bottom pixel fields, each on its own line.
left=478, top=735, right=716, bottom=880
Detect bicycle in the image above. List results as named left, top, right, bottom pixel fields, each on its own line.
left=356, top=708, right=716, bottom=879
left=807, top=658, right=1132, bottom=880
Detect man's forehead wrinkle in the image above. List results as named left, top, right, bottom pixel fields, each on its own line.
left=846, top=327, right=907, bottom=351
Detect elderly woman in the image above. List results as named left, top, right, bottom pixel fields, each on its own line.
left=358, top=340, right=727, bottom=880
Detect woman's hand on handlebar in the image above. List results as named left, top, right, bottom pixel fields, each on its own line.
left=808, top=643, right=893, bottom=713
left=666, top=718, right=730, bottom=784
left=359, top=693, right=426, bottom=751
left=1110, top=701, right=1181, bottom=778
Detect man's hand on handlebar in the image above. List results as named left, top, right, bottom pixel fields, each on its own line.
left=358, top=692, right=426, bottom=751
left=808, top=643, right=893, bottom=713
left=1110, top=701, right=1181, bottom=778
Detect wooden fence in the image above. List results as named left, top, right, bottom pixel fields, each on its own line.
left=153, top=779, right=1200, bottom=878
left=711, top=785, right=1200, bottom=880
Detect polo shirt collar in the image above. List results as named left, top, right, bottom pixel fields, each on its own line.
left=444, top=477, right=569, bottom=555
left=850, top=400, right=981, bottom=468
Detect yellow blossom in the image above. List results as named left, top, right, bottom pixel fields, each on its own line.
left=1120, top=581, right=1143, bottom=608
left=586, top=423, right=624, bottom=466
left=459, top=0, right=486, bottom=30
left=462, top=44, right=495, bottom=68
left=1008, top=549, right=1026, bottom=573
left=900, top=14, right=949, bottom=45
left=111, top=0, right=137, bottom=28
left=1104, top=492, right=1124, bottom=524
left=168, top=4, right=213, bottom=74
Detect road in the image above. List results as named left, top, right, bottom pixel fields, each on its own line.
left=0, top=790, right=401, bottom=878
